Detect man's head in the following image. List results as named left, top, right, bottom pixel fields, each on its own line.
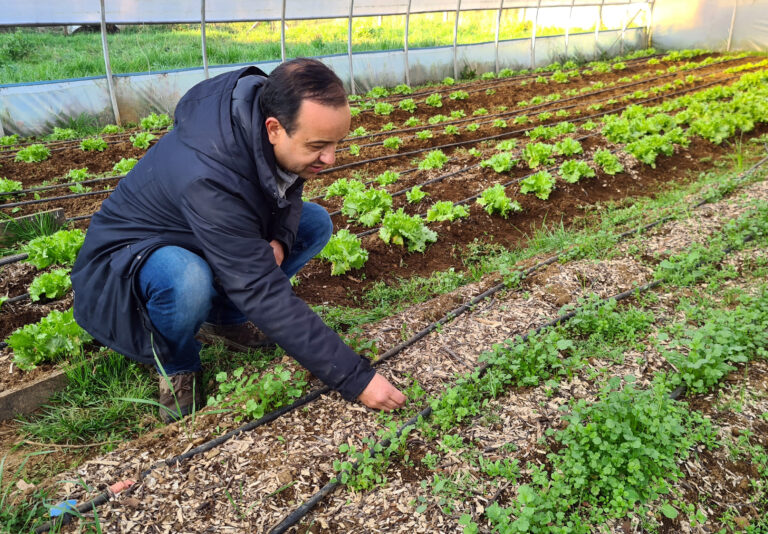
left=260, top=58, right=350, bottom=178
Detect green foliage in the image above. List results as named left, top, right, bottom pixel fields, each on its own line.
left=366, top=86, right=389, bottom=98
left=348, top=144, right=361, bottom=156
left=428, top=114, right=449, bottom=125
left=319, top=229, right=369, bottom=275
left=450, top=110, right=465, bottom=119
left=113, top=157, right=138, bottom=174
left=581, top=120, right=597, bottom=131
left=476, top=184, right=520, bottom=218
left=22, top=229, right=85, bottom=269
left=80, top=137, right=108, bottom=152
left=48, top=127, right=78, bottom=140
left=382, top=136, right=403, bottom=151
left=351, top=126, right=367, bottom=137
left=466, top=123, right=480, bottom=132
left=522, top=142, right=555, bottom=169
left=405, top=186, right=428, bottom=203
left=342, top=188, right=393, bottom=227
left=404, top=116, right=422, bottom=127
left=101, top=124, right=124, bottom=134
left=425, top=93, right=443, bottom=107
left=392, top=83, right=413, bottom=95
left=130, top=132, right=156, bottom=149
left=380, top=122, right=395, bottom=131
left=444, top=125, right=460, bottom=136
left=514, top=115, right=529, bottom=125
left=15, top=144, right=50, bottom=163
left=29, top=268, right=72, bottom=301
left=553, top=137, right=583, bottom=156
left=418, top=150, right=449, bottom=170
left=449, top=90, right=469, bottom=100
left=0, top=177, right=22, bottom=198
left=473, top=108, right=488, bottom=116
left=492, top=119, right=507, bottom=128
left=324, top=178, right=365, bottom=199
left=558, top=160, right=595, bottom=183
left=349, top=106, right=361, bottom=117
left=374, top=102, right=395, bottom=115
left=593, top=150, right=624, bottom=175
left=399, top=98, right=417, bottom=113
left=0, top=134, right=19, bottom=146
left=480, top=152, right=518, bottom=173
left=495, top=139, right=517, bottom=151
left=415, top=130, right=433, bottom=140
left=207, top=365, right=307, bottom=421
left=520, top=170, right=555, bottom=200
left=66, top=167, right=90, bottom=182
left=140, top=112, right=172, bottom=130
left=426, top=201, right=469, bottom=222
left=333, top=428, right=411, bottom=491
left=375, top=170, right=400, bottom=186
left=442, top=77, right=455, bottom=85
left=379, top=208, right=437, bottom=252
left=7, top=308, right=92, bottom=370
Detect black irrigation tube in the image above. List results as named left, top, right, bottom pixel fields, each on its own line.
left=0, top=131, right=167, bottom=161
left=0, top=188, right=114, bottom=211
left=31, top=151, right=768, bottom=534
left=342, top=55, right=748, bottom=147
left=2, top=174, right=126, bottom=199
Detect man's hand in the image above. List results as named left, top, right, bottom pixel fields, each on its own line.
left=358, top=373, right=407, bottom=411
left=269, top=239, right=285, bottom=266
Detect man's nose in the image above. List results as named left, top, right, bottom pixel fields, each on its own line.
left=319, top=146, right=336, bottom=166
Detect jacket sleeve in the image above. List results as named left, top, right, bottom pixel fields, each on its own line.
left=270, top=181, right=304, bottom=254
left=180, top=177, right=375, bottom=401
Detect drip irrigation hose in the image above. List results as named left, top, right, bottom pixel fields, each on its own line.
left=0, top=130, right=167, bottom=161
left=2, top=174, right=125, bottom=199
left=28, top=151, right=768, bottom=534
left=0, top=188, right=113, bottom=211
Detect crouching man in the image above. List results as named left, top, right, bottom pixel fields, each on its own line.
left=71, top=58, right=405, bottom=422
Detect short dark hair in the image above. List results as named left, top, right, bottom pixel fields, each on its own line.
left=259, top=58, right=347, bottom=136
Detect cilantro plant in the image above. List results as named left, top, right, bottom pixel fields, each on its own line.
left=522, top=142, right=556, bottom=169
left=22, top=229, right=86, bottom=269
left=374, top=102, right=394, bottom=116
left=15, top=144, right=50, bottom=163
left=130, top=132, right=156, bottom=149
left=382, top=137, right=402, bottom=151
left=375, top=170, right=400, bottom=186
left=324, top=178, right=365, bottom=199
left=593, top=149, right=624, bottom=175
left=379, top=208, right=437, bottom=252
left=406, top=186, right=428, bottom=203
left=29, top=268, right=72, bottom=301
left=425, top=93, right=443, bottom=107
left=399, top=99, right=416, bottom=113
left=426, top=201, right=469, bottom=222
left=476, top=184, right=521, bottom=218
left=80, top=137, right=108, bottom=152
left=341, top=188, right=393, bottom=226
left=418, top=150, right=449, bottom=170
left=480, top=153, right=518, bottom=173
left=319, top=229, right=369, bottom=275
left=8, top=308, right=92, bottom=370
left=140, top=112, right=172, bottom=130
left=520, top=170, right=555, bottom=200
left=113, top=158, right=138, bottom=174
left=559, top=160, right=596, bottom=183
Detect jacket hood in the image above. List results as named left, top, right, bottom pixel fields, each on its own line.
left=173, top=66, right=290, bottom=206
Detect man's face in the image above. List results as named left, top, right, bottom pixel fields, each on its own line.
left=265, top=99, right=351, bottom=179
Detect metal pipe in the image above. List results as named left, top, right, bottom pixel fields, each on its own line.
left=726, top=4, right=737, bottom=52
left=530, top=0, right=542, bottom=69
left=646, top=0, right=656, bottom=49
left=348, top=0, right=355, bottom=95
left=280, top=0, right=287, bottom=62
left=619, top=1, right=628, bottom=56
left=99, top=0, right=121, bottom=126
left=404, top=0, right=412, bottom=86
left=201, top=0, right=209, bottom=79
left=594, top=0, right=604, bottom=60
left=564, top=0, right=575, bottom=59
left=494, top=0, right=504, bottom=74
left=453, top=0, right=462, bottom=80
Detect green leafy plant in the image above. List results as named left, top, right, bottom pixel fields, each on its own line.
left=467, top=148, right=482, bottom=158
left=418, top=150, right=449, bottom=170
left=450, top=110, right=466, bottom=119
left=130, top=132, right=156, bottom=149
left=406, top=186, right=428, bottom=203
left=349, top=106, right=361, bottom=117
left=140, top=112, right=172, bottom=130
left=29, top=268, right=72, bottom=301
left=375, top=170, right=400, bottom=186
left=404, top=117, right=422, bottom=127
left=324, top=178, right=365, bottom=199
left=514, top=115, right=529, bottom=125
left=473, top=108, right=488, bottom=116
left=351, top=126, right=368, bottom=137
left=492, top=119, right=507, bottom=128
left=348, top=144, right=361, bottom=156
left=486, top=88, right=496, bottom=96
left=520, top=170, right=555, bottom=200
left=21, top=229, right=85, bottom=269
left=428, top=114, right=449, bottom=125
left=101, top=124, right=123, bottom=134
left=425, top=93, right=443, bottom=107
left=415, top=130, right=433, bottom=140
left=15, top=144, right=50, bottom=163
left=476, top=184, right=521, bottom=218
left=444, top=125, right=460, bottom=136
left=380, top=122, right=396, bottom=131
left=80, top=137, right=107, bottom=152
left=48, top=127, right=78, bottom=140
left=480, top=152, right=518, bottom=173
left=0, top=177, right=22, bottom=199
left=559, top=160, right=595, bottom=183
left=442, top=76, right=455, bottom=85
left=382, top=137, right=403, bottom=151
left=0, top=134, right=19, bottom=146
left=593, top=149, right=624, bottom=175
left=522, top=142, right=556, bottom=169
left=374, top=102, right=395, bottom=116
left=7, top=308, right=92, bottom=370
left=66, top=168, right=90, bottom=182
left=379, top=208, right=437, bottom=252
left=449, top=90, right=469, bottom=100
left=495, top=139, right=517, bottom=151
left=113, top=157, right=138, bottom=174
left=341, top=188, right=393, bottom=226
left=366, top=86, right=389, bottom=98
left=318, top=229, right=369, bottom=275
left=554, top=137, right=583, bottom=156
left=207, top=365, right=307, bottom=421
left=392, top=83, right=413, bottom=95
left=399, top=98, right=417, bottom=113
left=426, top=201, right=469, bottom=222
left=466, top=123, right=480, bottom=132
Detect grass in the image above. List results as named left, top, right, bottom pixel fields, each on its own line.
left=0, top=12, right=632, bottom=84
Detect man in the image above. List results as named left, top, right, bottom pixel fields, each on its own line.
left=71, top=58, right=406, bottom=422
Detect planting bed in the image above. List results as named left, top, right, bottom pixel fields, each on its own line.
left=1, top=48, right=768, bottom=532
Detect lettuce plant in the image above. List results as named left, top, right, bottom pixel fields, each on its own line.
left=0, top=177, right=23, bottom=198
left=113, top=158, right=138, bottom=174
left=522, top=142, right=556, bottom=169
left=425, top=93, right=443, bottom=107
left=480, top=153, right=518, bottom=173
left=324, top=178, right=366, bottom=199
left=375, top=170, right=400, bottom=186
left=399, top=99, right=417, bottom=113
left=476, top=184, right=521, bottom=218
left=379, top=208, right=437, bottom=252
left=418, top=150, right=449, bottom=170
left=140, top=112, right=172, bottom=130
left=426, top=201, right=469, bottom=222
left=80, top=137, right=108, bottom=152
left=341, top=188, right=393, bottom=227
left=319, top=229, right=369, bottom=275
left=593, top=150, right=624, bottom=175
left=374, top=102, right=395, bottom=116
left=130, top=132, right=156, bottom=149
left=520, top=170, right=555, bottom=200
left=22, top=229, right=86, bottom=269
left=559, top=160, right=596, bottom=183
left=8, top=308, right=92, bottom=370
left=382, top=137, right=402, bottom=151
left=406, top=186, right=428, bottom=203
left=15, top=144, right=50, bottom=163
left=29, top=268, right=72, bottom=301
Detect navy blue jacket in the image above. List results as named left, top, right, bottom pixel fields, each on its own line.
left=71, top=66, right=375, bottom=401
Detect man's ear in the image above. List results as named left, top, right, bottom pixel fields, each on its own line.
left=264, top=117, right=282, bottom=144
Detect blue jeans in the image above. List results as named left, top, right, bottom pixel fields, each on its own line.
left=137, top=202, right=332, bottom=375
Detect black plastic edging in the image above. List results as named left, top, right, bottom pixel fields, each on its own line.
left=30, top=151, right=768, bottom=534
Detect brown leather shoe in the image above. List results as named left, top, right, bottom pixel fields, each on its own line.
left=158, top=371, right=205, bottom=423
left=196, top=321, right=275, bottom=352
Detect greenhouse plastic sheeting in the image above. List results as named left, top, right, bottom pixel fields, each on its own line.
left=0, top=29, right=643, bottom=136
left=1, top=0, right=645, bottom=25
left=652, top=0, right=768, bottom=52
